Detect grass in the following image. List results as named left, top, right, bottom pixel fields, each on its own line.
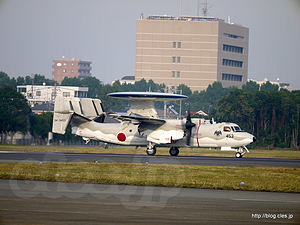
left=0, top=144, right=300, bottom=158
left=1, top=144, right=299, bottom=193
left=0, top=162, right=299, bottom=193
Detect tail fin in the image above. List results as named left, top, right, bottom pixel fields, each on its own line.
left=52, top=96, right=104, bottom=134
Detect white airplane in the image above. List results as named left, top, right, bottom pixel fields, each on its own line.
left=52, top=92, right=256, bottom=158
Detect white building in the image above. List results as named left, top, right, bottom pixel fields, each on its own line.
left=249, top=78, right=292, bottom=91
left=17, top=85, right=88, bottom=106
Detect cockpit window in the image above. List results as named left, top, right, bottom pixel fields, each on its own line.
left=234, top=126, right=241, bottom=131
left=223, top=126, right=231, bottom=132
left=231, top=126, right=244, bottom=132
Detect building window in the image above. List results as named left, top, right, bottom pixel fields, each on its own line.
left=75, top=91, right=87, bottom=98
left=172, top=56, right=181, bottom=63
left=223, top=33, right=244, bottom=39
left=36, top=91, right=41, bottom=96
left=172, top=71, right=180, bottom=78
left=222, top=73, right=243, bottom=82
left=63, top=69, right=67, bottom=73
left=223, top=44, right=243, bottom=54
left=222, top=59, right=243, bottom=68
left=63, top=92, right=70, bottom=97
left=17, top=87, right=26, bottom=93
left=172, top=42, right=181, bottom=48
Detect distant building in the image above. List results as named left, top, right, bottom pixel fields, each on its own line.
left=17, top=85, right=88, bottom=106
left=120, top=76, right=135, bottom=84
left=52, top=58, right=92, bottom=84
left=112, top=76, right=135, bottom=85
left=135, top=15, right=249, bottom=92
left=250, top=78, right=292, bottom=91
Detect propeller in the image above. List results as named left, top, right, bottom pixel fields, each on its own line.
left=185, top=110, right=196, bottom=146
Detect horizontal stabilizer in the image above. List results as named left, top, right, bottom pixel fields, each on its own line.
left=52, top=96, right=104, bottom=134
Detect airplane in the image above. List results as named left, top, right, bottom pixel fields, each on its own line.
left=52, top=92, right=256, bottom=158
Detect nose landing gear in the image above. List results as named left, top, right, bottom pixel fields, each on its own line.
left=235, top=145, right=249, bottom=158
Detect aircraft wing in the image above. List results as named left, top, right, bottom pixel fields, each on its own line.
left=116, top=115, right=166, bottom=125
left=108, top=113, right=184, bottom=144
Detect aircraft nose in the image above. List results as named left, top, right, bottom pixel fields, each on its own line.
left=253, top=136, right=257, bottom=142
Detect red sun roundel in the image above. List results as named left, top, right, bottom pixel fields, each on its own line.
left=117, top=132, right=126, bottom=142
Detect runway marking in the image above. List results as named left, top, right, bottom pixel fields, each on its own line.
left=231, top=198, right=300, bottom=203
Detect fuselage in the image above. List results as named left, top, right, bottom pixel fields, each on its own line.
left=71, top=118, right=255, bottom=148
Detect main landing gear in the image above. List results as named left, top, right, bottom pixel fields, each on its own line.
left=169, top=147, right=179, bottom=156
left=146, top=142, right=156, bottom=156
left=146, top=143, right=180, bottom=156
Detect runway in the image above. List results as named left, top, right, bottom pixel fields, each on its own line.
left=1, top=152, right=300, bottom=224
left=0, top=151, right=300, bottom=167
left=0, top=179, right=299, bottom=224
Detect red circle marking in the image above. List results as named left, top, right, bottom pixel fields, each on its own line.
left=117, top=132, right=126, bottom=142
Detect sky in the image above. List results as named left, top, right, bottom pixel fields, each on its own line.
left=0, top=0, right=300, bottom=89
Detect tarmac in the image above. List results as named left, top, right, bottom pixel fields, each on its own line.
left=1, top=151, right=300, bottom=167
left=0, top=179, right=299, bottom=224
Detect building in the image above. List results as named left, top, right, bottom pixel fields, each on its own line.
left=250, top=78, right=292, bottom=91
left=119, top=76, right=136, bottom=85
left=135, top=15, right=249, bottom=92
left=52, top=58, right=92, bottom=84
left=17, top=85, right=88, bottom=106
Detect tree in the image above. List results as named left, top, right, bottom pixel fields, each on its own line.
left=33, top=74, right=47, bottom=85
left=98, top=83, right=124, bottom=111
left=0, top=85, right=31, bottom=143
left=16, top=76, right=25, bottom=85
left=213, top=89, right=255, bottom=132
left=260, top=81, right=279, bottom=92
left=29, top=112, right=53, bottom=144
left=242, top=80, right=259, bottom=93
left=61, top=77, right=82, bottom=86
left=0, top=73, right=58, bottom=86
left=188, top=82, right=236, bottom=114
left=177, top=84, right=192, bottom=96
left=81, top=76, right=103, bottom=97
left=213, top=88, right=300, bottom=148
left=0, top=71, right=15, bottom=87
left=133, top=79, right=148, bottom=91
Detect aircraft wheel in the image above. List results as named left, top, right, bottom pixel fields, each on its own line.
left=169, top=147, right=179, bottom=156
left=235, top=152, right=243, bottom=158
left=146, top=146, right=156, bottom=156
